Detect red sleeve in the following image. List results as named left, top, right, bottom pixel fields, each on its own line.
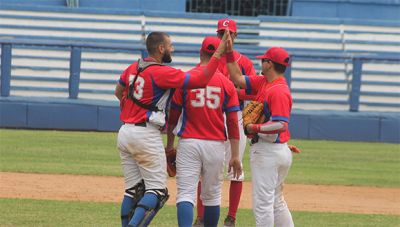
left=152, top=66, right=189, bottom=89
left=226, top=111, right=239, bottom=140
left=118, top=65, right=134, bottom=87
left=186, top=56, right=220, bottom=89
left=223, top=79, right=240, bottom=113
left=238, top=89, right=257, bottom=101
left=244, top=75, right=264, bottom=95
left=267, top=90, right=292, bottom=123
left=170, top=88, right=183, bottom=110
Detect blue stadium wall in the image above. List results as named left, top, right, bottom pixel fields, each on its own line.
left=291, top=0, right=400, bottom=20
left=0, top=0, right=186, bottom=12
left=1, top=99, right=399, bottom=143
left=1, top=0, right=399, bottom=20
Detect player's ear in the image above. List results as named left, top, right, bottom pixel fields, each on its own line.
left=158, top=44, right=165, bottom=54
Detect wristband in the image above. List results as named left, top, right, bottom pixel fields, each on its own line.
left=226, top=51, right=235, bottom=63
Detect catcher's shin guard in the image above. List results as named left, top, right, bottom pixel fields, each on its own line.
left=131, top=188, right=169, bottom=227
left=121, top=180, right=145, bottom=226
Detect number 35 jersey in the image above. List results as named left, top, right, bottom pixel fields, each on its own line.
left=171, top=65, right=240, bottom=140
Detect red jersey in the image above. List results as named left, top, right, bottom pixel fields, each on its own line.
left=171, top=66, right=240, bottom=140
left=245, top=76, right=292, bottom=143
left=219, top=50, right=257, bottom=78
left=118, top=58, right=190, bottom=124
left=219, top=50, right=256, bottom=109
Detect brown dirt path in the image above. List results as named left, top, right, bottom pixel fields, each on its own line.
left=1, top=172, right=399, bottom=215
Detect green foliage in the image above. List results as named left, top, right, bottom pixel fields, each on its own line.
left=1, top=198, right=399, bottom=227
left=1, top=129, right=399, bottom=187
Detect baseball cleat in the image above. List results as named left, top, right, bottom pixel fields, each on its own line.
left=223, top=216, right=236, bottom=227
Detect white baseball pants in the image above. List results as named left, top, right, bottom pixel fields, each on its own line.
left=176, top=138, right=225, bottom=206
left=117, top=123, right=167, bottom=191
left=250, top=141, right=294, bottom=227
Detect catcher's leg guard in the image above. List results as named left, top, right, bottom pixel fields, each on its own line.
left=121, top=180, right=145, bottom=227
left=128, top=188, right=169, bottom=227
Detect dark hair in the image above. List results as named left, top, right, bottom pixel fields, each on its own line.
left=272, top=62, right=286, bottom=74
left=200, top=50, right=213, bottom=59
left=146, top=32, right=169, bottom=55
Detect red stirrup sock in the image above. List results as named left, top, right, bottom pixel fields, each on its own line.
left=196, top=181, right=204, bottom=219
left=228, top=181, right=243, bottom=219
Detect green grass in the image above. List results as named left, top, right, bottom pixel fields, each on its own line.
left=1, top=129, right=399, bottom=187
left=0, top=129, right=121, bottom=176
left=284, top=139, right=400, bottom=187
left=1, top=198, right=399, bottom=227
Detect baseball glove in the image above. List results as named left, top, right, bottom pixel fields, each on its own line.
left=165, top=148, right=177, bottom=177
left=288, top=144, right=301, bottom=154
left=242, top=101, right=264, bottom=134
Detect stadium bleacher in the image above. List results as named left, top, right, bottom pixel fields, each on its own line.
left=0, top=6, right=399, bottom=112
left=0, top=6, right=400, bottom=111
left=1, top=4, right=399, bottom=143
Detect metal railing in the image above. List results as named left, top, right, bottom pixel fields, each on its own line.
left=1, top=38, right=399, bottom=112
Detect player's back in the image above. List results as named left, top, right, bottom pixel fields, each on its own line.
left=173, top=67, right=239, bottom=141
left=119, top=59, right=186, bottom=124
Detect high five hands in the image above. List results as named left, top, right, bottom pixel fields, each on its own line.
left=214, top=29, right=233, bottom=57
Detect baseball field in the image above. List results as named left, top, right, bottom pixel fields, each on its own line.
left=1, top=129, right=399, bottom=226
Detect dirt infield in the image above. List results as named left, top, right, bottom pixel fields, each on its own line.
left=1, top=172, right=399, bottom=215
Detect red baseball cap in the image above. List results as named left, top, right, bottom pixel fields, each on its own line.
left=201, top=36, right=221, bottom=54
left=217, top=18, right=237, bottom=33
left=256, top=47, right=290, bottom=66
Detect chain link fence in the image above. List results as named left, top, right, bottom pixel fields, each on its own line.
left=186, top=0, right=289, bottom=16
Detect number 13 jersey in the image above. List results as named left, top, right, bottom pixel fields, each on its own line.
left=118, top=58, right=191, bottom=124
left=171, top=65, right=240, bottom=140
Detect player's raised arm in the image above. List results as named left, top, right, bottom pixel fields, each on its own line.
left=185, top=30, right=229, bottom=89
left=225, top=34, right=247, bottom=88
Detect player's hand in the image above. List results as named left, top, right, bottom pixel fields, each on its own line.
left=228, top=157, right=242, bottom=180
left=214, top=29, right=229, bottom=57
left=226, top=29, right=233, bottom=53
left=245, top=124, right=255, bottom=134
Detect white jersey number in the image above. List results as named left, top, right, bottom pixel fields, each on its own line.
left=191, top=86, right=221, bottom=109
left=130, top=76, right=145, bottom=99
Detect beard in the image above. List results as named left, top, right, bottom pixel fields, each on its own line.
left=162, top=52, right=172, bottom=63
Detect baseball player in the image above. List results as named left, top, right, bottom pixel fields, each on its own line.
left=194, top=18, right=257, bottom=227
left=225, top=38, right=295, bottom=227
left=165, top=36, right=242, bottom=227
left=114, top=31, right=229, bottom=227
